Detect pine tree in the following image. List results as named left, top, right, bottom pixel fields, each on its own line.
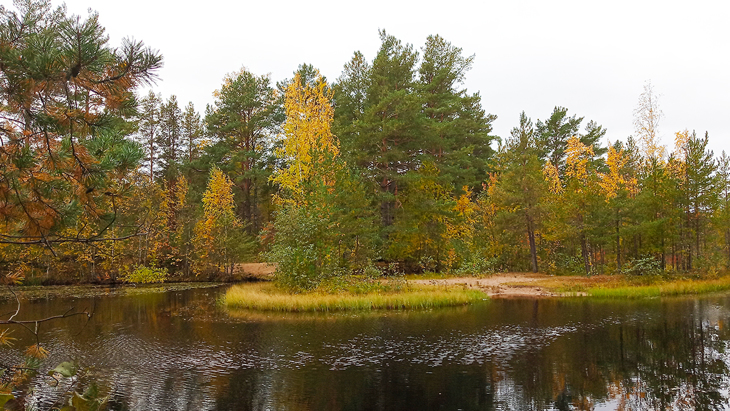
left=418, top=34, right=495, bottom=191
left=333, top=51, right=371, bottom=154
left=716, top=151, right=730, bottom=266
left=489, top=112, right=546, bottom=272
left=206, top=68, right=282, bottom=232
left=138, top=91, right=162, bottom=180
left=536, top=107, right=606, bottom=177
left=181, top=102, right=203, bottom=165
left=0, top=0, right=161, bottom=249
left=350, top=30, right=423, bottom=227
left=682, top=131, right=718, bottom=268
left=157, top=95, right=183, bottom=183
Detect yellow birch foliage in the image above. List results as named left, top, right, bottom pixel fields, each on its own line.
left=668, top=130, right=690, bottom=178
left=193, top=168, right=242, bottom=274
left=272, top=72, right=339, bottom=199
left=565, top=136, right=594, bottom=187
left=599, top=146, right=638, bottom=201
left=543, top=161, right=563, bottom=195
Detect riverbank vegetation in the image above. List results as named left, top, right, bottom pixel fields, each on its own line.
left=505, top=273, right=730, bottom=298
left=3, top=1, right=730, bottom=295
left=223, top=282, right=486, bottom=312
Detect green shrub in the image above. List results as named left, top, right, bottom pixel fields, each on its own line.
left=122, top=265, right=168, bottom=284
left=622, top=256, right=662, bottom=277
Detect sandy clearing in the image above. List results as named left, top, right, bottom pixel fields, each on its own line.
left=235, top=263, right=276, bottom=278
left=409, top=273, right=561, bottom=298
left=232, top=266, right=570, bottom=298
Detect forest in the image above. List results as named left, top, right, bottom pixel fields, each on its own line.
left=2, top=0, right=729, bottom=291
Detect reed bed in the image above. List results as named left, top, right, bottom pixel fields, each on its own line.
left=585, top=276, right=730, bottom=298
left=223, top=283, right=486, bottom=312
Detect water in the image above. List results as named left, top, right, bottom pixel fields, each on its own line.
left=1, top=285, right=729, bottom=410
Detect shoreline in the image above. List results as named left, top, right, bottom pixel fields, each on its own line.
left=410, top=272, right=730, bottom=299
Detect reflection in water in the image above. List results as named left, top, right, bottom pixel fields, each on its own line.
left=0, top=287, right=729, bottom=410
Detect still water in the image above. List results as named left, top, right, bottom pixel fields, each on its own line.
left=1, top=284, right=729, bottom=410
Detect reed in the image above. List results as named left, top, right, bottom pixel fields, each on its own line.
left=584, top=276, right=730, bottom=298
left=223, top=283, right=486, bottom=312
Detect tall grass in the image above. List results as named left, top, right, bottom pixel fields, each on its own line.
left=585, top=276, right=730, bottom=298
left=223, top=283, right=486, bottom=312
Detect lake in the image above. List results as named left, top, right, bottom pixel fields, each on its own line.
left=1, top=284, right=729, bottom=410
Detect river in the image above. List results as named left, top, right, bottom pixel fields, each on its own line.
left=1, top=284, right=729, bottom=410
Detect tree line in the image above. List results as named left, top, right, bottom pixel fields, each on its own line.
left=1, top=1, right=728, bottom=287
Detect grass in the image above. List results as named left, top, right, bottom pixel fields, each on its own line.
left=223, top=282, right=487, bottom=312
left=583, top=276, right=730, bottom=298
left=515, top=273, right=730, bottom=299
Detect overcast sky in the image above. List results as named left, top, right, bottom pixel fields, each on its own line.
left=58, top=0, right=730, bottom=156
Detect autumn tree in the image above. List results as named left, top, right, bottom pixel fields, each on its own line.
left=268, top=70, right=375, bottom=290
left=193, top=167, right=252, bottom=276
left=0, top=0, right=162, bottom=254
left=598, top=142, right=638, bottom=269
left=634, top=81, right=665, bottom=160
left=271, top=70, right=339, bottom=199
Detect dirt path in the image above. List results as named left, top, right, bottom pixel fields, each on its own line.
left=410, top=273, right=560, bottom=298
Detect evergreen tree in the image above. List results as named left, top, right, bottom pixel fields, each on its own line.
left=181, top=102, right=203, bottom=165
left=489, top=112, right=546, bottom=272
left=333, top=51, right=370, bottom=154
left=0, top=0, right=161, bottom=249
left=138, top=91, right=162, bottom=180
left=418, top=34, right=495, bottom=191
left=682, top=131, right=718, bottom=267
left=716, top=151, right=730, bottom=266
left=536, top=107, right=606, bottom=176
left=157, top=95, right=183, bottom=183
left=206, top=68, right=282, bottom=232
left=350, top=30, right=423, bottom=227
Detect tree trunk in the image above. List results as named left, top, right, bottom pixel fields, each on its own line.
left=615, top=208, right=621, bottom=270
left=526, top=214, right=538, bottom=273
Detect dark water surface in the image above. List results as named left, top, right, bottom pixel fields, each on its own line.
left=1, top=285, right=730, bottom=410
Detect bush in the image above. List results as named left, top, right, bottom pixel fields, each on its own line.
left=456, top=255, right=499, bottom=276
left=546, top=252, right=585, bottom=276
left=622, top=256, right=663, bottom=277
left=122, top=265, right=168, bottom=284
left=265, top=164, right=377, bottom=292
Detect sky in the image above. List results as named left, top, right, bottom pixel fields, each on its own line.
left=56, top=0, right=730, bottom=156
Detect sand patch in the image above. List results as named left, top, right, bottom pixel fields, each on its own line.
left=409, top=273, right=565, bottom=298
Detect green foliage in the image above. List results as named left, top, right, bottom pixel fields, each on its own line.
left=49, top=361, right=78, bottom=378
left=622, top=256, right=663, bottom=277
left=0, top=0, right=162, bottom=250
left=267, top=154, right=377, bottom=291
left=122, top=265, right=168, bottom=284
left=205, top=67, right=283, bottom=233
